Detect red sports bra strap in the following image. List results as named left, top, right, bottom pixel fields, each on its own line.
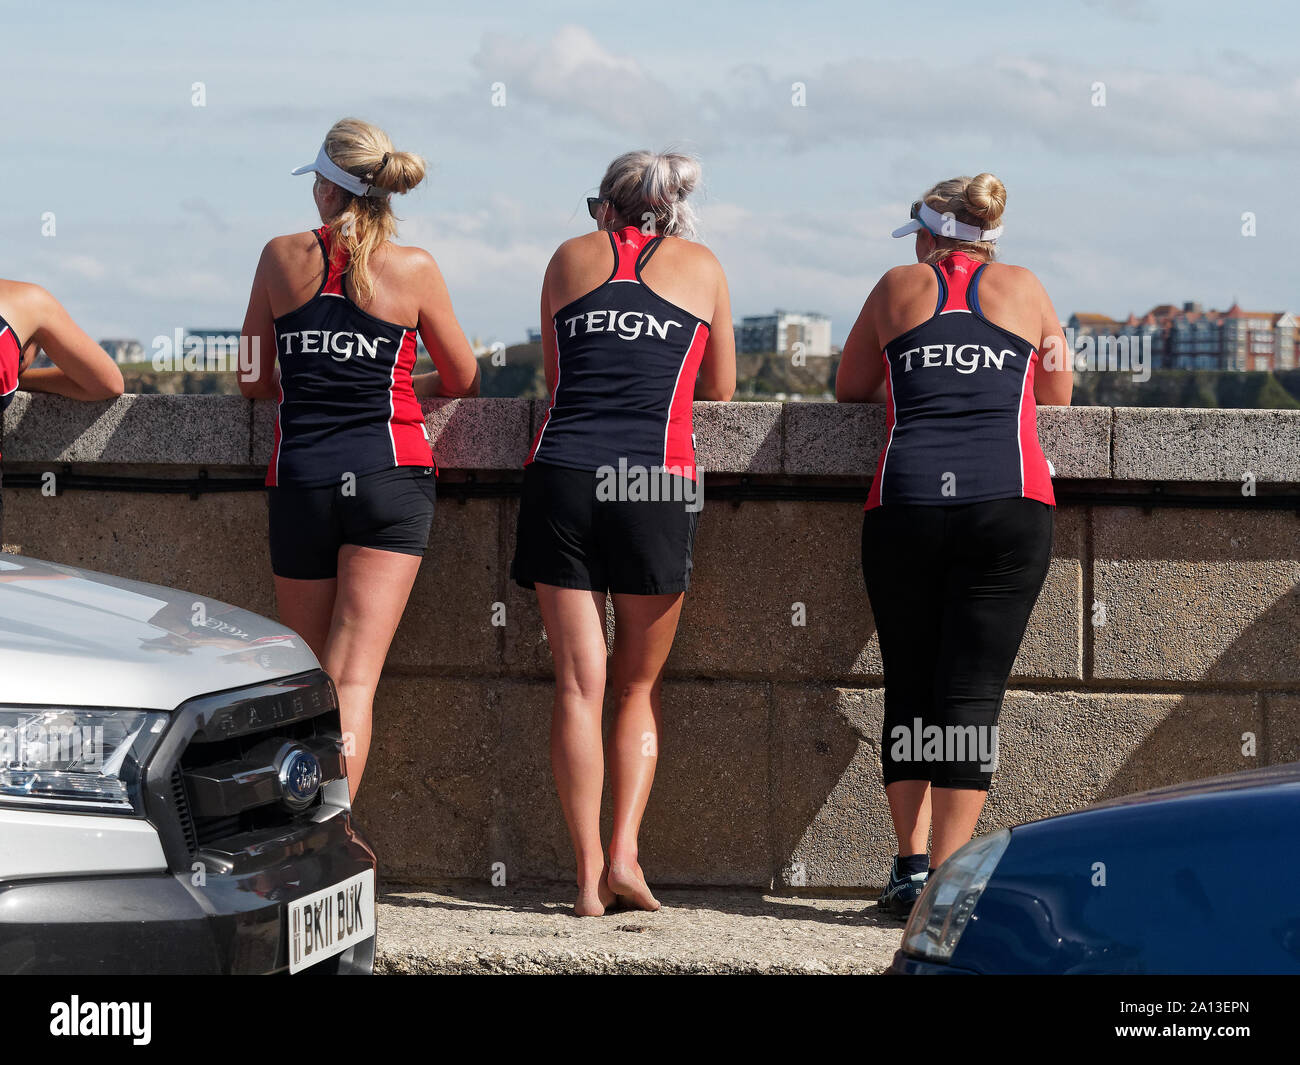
left=318, top=226, right=347, bottom=296
left=937, top=253, right=978, bottom=313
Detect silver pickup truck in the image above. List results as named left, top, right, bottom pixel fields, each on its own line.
left=0, top=553, right=376, bottom=974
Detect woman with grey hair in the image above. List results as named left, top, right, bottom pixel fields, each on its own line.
left=512, top=150, right=736, bottom=916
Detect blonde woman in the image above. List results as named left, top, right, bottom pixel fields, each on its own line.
left=512, top=151, right=735, bottom=915
left=239, top=118, right=479, bottom=800
left=836, top=173, right=1072, bottom=915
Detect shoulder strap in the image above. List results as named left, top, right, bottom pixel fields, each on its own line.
left=317, top=226, right=348, bottom=297
left=968, top=263, right=989, bottom=317
left=634, top=235, right=664, bottom=279
left=601, top=230, right=622, bottom=284
left=929, top=264, right=948, bottom=317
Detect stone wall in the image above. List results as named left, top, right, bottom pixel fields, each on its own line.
left=3, top=393, right=1297, bottom=888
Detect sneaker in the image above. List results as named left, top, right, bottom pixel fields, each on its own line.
left=878, top=857, right=928, bottom=918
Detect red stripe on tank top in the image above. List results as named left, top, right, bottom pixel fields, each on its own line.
left=0, top=325, right=19, bottom=397
left=388, top=329, right=432, bottom=468
left=1018, top=351, right=1055, bottom=505
left=663, top=322, right=710, bottom=479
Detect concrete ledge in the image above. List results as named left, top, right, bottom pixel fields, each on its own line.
left=782, top=402, right=882, bottom=476
left=781, top=403, right=1112, bottom=480
left=697, top=401, right=783, bottom=474
left=1036, top=404, right=1113, bottom=479
left=425, top=398, right=533, bottom=470
left=376, top=884, right=900, bottom=974
left=8, top=394, right=1292, bottom=484
left=3, top=393, right=251, bottom=465
left=1113, top=407, right=1300, bottom=482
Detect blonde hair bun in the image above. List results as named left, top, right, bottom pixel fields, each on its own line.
left=372, top=150, right=426, bottom=195
left=965, top=172, right=1006, bottom=227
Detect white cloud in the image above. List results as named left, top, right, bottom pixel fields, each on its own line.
left=460, top=25, right=1300, bottom=159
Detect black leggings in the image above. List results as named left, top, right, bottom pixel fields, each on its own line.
left=862, top=498, right=1053, bottom=791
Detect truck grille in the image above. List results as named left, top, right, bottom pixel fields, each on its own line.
left=170, top=766, right=198, bottom=854
left=143, top=670, right=347, bottom=872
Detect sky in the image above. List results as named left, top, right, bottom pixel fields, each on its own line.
left=1, top=0, right=1297, bottom=347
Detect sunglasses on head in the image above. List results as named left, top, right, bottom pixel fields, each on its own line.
left=587, top=196, right=606, bottom=220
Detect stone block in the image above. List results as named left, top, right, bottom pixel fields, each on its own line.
left=1092, top=507, right=1300, bottom=683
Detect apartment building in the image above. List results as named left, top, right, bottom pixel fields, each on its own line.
left=1069, top=302, right=1296, bottom=371
left=737, top=311, right=832, bottom=357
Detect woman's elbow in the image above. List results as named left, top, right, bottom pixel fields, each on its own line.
left=1038, top=382, right=1073, bottom=406
left=238, top=377, right=274, bottom=400
left=696, top=374, right=735, bottom=402
left=449, top=365, right=481, bottom=398
left=89, top=368, right=125, bottom=400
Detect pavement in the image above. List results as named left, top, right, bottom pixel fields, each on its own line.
left=376, top=882, right=906, bottom=974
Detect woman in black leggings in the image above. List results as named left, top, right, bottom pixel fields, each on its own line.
left=836, top=173, right=1072, bottom=915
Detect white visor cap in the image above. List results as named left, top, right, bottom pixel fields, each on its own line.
left=291, top=143, right=386, bottom=198
left=891, top=201, right=1002, bottom=242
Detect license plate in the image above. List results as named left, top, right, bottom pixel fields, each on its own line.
left=288, top=869, right=375, bottom=973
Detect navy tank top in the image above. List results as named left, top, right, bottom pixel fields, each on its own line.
left=866, top=252, right=1054, bottom=509
left=268, top=226, right=433, bottom=488
left=526, top=227, right=710, bottom=479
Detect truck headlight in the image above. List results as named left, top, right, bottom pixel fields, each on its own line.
left=0, top=707, right=169, bottom=812
left=902, top=829, right=1011, bottom=963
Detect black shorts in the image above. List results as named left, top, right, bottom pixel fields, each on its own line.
left=268, top=465, right=436, bottom=580
left=511, top=461, right=700, bottom=595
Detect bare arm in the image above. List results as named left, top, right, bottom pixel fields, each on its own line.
left=695, top=263, right=735, bottom=401
left=15, top=285, right=123, bottom=400
left=835, top=280, right=889, bottom=404
left=1033, top=275, right=1073, bottom=406
left=412, top=253, right=479, bottom=399
left=538, top=253, right=559, bottom=397
left=238, top=243, right=280, bottom=400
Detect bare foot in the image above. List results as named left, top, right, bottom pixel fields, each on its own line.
left=607, top=859, right=660, bottom=911
left=573, top=870, right=618, bottom=917
left=573, top=890, right=606, bottom=917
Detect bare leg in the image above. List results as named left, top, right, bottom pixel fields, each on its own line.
left=273, top=576, right=337, bottom=662
left=321, top=546, right=422, bottom=802
left=536, top=584, right=617, bottom=917
left=930, top=788, right=988, bottom=868
left=885, top=779, right=932, bottom=858
left=605, top=592, right=685, bottom=912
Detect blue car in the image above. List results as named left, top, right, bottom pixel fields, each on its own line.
left=890, top=763, right=1300, bottom=974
